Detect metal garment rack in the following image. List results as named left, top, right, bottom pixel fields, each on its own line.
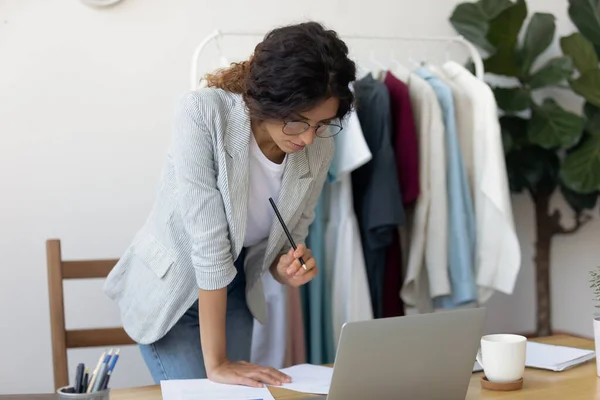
left=190, top=29, right=484, bottom=90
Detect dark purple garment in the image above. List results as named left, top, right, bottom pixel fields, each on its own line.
left=383, top=71, right=420, bottom=206
left=381, top=71, right=420, bottom=318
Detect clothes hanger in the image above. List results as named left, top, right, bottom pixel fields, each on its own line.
left=355, top=58, right=371, bottom=80
left=389, top=51, right=402, bottom=69
left=369, top=51, right=387, bottom=76
left=407, top=47, right=421, bottom=69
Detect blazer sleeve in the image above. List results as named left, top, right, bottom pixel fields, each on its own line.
left=171, top=92, right=237, bottom=290
left=290, top=143, right=334, bottom=247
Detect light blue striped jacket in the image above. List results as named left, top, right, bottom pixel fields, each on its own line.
left=103, top=89, right=334, bottom=344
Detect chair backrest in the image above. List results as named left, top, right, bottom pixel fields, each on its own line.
left=46, top=239, right=135, bottom=390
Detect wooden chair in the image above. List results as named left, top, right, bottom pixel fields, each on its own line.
left=46, top=239, right=135, bottom=390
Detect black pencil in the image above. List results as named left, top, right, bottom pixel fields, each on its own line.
left=268, top=197, right=307, bottom=270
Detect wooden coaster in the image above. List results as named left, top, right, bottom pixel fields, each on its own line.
left=480, top=376, right=523, bottom=391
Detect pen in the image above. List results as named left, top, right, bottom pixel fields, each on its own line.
left=83, top=368, right=89, bottom=393
left=87, top=351, right=106, bottom=393
left=100, top=348, right=120, bottom=391
left=268, top=197, right=307, bottom=270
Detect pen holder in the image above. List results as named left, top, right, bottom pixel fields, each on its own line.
left=57, top=387, right=110, bottom=400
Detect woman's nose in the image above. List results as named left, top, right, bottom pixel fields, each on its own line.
left=299, top=128, right=316, bottom=146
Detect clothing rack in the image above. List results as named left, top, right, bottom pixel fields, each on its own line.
left=190, top=29, right=484, bottom=90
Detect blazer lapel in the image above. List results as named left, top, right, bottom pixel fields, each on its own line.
left=262, top=148, right=313, bottom=270
left=222, top=97, right=251, bottom=259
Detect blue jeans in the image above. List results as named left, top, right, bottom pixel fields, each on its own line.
left=139, top=249, right=253, bottom=382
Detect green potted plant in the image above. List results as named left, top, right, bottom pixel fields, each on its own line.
left=449, top=0, right=600, bottom=337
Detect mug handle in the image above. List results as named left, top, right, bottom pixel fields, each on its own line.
left=475, top=348, right=484, bottom=370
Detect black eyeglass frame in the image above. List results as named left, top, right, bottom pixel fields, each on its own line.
left=281, top=120, right=344, bottom=138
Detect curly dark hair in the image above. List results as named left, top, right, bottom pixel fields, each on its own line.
left=204, top=22, right=356, bottom=121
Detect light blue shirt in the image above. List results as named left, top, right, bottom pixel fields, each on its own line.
left=415, top=66, right=477, bottom=307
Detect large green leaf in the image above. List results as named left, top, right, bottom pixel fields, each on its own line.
left=560, top=32, right=599, bottom=73
left=560, top=183, right=599, bottom=211
left=527, top=56, right=575, bottom=89
left=494, top=87, right=531, bottom=112
left=449, top=0, right=514, bottom=54
left=585, top=102, right=600, bottom=134
left=480, top=0, right=515, bottom=19
left=450, top=3, right=496, bottom=53
left=485, top=46, right=521, bottom=76
left=484, top=0, right=527, bottom=77
left=560, top=133, right=600, bottom=193
left=571, top=70, right=600, bottom=107
left=568, top=0, right=600, bottom=48
left=487, top=0, right=527, bottom=48
left=529, top=98, right=585, bottom=149
left=506, top=145, right=560, bottom=194
left=519, top=13, right=556, bottom=76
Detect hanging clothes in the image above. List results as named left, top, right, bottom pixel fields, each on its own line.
left=284, top=286, right=306, bottom=367
left=441, top=61, right=521, bottom=302
left=302, top=194, right=335, bottom=365
left=326, top=109, right=373, bottom=346
left=414, top=66, right=477, bottom=308
left=383, top=71, right=420, bottom=205
left=381, top=70, right=420, bottom=317
left=302, top=104, right=373, bottom=363
left=394, top=64, right=446, bottom=313
left=352, top=73, right=405, bottom=319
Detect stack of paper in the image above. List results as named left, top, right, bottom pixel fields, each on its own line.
left=473, top=342, right=596, bottom=373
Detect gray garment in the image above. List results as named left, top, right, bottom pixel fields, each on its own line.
left=352, top=74, right=405, bottom=318
left=103, top=89, right=333, bottom=344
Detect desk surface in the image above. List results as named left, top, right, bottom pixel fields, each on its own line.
left=3, top=335, right=595, bottom=400
left=107, top=335, right=599, bottom=400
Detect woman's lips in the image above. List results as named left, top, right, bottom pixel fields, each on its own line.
left=289, top=141, right=305, bottom=151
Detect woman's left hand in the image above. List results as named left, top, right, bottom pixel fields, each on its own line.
left=270, top=244, right=317, bottom=287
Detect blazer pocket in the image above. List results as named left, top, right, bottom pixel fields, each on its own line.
left=133, top=233, right=174, bottom=279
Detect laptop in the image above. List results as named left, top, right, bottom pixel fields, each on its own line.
left=300, top=307, right=485, bottom=400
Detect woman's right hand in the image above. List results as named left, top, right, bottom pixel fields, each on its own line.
left=207, top=359, right=292, bottom=388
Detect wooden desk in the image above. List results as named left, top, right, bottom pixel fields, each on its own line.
left=6, top=335, right=592, bottom=400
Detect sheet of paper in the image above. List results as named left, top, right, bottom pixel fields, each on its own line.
left=277, top=364, right=333, bottom=394
left=472, top=342, right=595, bottom=373
left=526, top=341, right=595, bottom=371
left=161, top=379, right=275, bottom=400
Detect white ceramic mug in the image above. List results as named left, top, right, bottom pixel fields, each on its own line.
left=476, top=334, right=527, bottom=383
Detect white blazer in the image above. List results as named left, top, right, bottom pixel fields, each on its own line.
left=103, top=89, right=333, bottom=344
left=441, top=61, right=521, bottom=302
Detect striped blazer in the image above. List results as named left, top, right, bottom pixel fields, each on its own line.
left=103, top=89, right=334, bottom=344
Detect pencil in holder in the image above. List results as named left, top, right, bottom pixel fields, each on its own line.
left=57, top=386, right=110, bottom=400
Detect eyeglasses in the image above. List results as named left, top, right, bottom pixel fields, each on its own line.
left=282, top=120, right=343, bottom=138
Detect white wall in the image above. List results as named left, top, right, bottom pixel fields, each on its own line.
left=1, top=0, right=597, bottom=395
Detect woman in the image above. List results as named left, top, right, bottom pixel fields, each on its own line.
left=103, top=21, right=356, bottom=388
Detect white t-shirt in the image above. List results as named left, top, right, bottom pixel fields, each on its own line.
left=326, top=110, right=374, bottom=346
left=243, top=133, right=287, bottom=247
left=247, top=133, right=287, bottom=368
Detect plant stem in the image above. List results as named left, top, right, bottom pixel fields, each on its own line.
left=533, top=190, right=553, bottom=337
